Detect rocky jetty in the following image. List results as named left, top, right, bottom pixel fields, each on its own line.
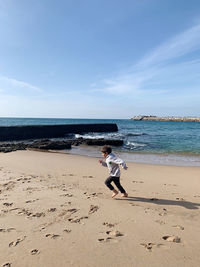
left=0, top=138, right=124, bottom=153
left=131, top=116, right=200, bottom=122
left=0, top=123, right=118, bottom=141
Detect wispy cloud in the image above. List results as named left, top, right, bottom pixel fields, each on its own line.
left=0, top=75, right=43, bottom=93
left=137, top=24, right=200, bottom=68
left=93, top=23, right=200, bottom=95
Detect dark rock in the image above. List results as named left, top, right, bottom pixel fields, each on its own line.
left=71, top=138, right=83, bottom=146
left=0, top=140, right=71, bottom=153
left=82, top=139, right=123, bottom=146
left=0, top=148, right=13, bottom=153
left=30, top=140, right=71, bottom=150
left=0, top=142, right=27, bottom=153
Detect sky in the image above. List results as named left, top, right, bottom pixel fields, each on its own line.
left=0, top=0, right=200, bottom=119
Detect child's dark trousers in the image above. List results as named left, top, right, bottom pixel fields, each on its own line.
left=105, top=176, right=126, bottom=193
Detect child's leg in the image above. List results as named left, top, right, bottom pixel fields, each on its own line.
left=105, top=176, right=118, bottom=197
left=113, top=177, right=126, bottom=193
left=105, top=176, right=115, bottom=190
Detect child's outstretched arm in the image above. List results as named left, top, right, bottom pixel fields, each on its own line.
left=99, top=160, right=107, bottom=167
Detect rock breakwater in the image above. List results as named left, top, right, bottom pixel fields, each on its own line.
left=0, top=123, right=118, bottom=141
left=131, top=116, right=200, bottom=122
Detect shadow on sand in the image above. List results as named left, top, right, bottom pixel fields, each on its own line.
left=115, top=196, right=200, bottom=210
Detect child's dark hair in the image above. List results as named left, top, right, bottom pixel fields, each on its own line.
left=101, top=145, right=112, bottom=154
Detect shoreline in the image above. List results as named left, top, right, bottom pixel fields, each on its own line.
left=0, top=150, right=200, bottom=267
left=54, top=145, right=200, bottom=167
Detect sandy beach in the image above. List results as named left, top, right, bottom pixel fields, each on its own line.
left=0, top=150, right=200, bottom=267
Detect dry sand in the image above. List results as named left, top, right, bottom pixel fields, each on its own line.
left=0, top=150, right=200, bottom=267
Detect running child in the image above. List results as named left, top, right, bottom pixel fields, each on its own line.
left=99, top=145, right=128, bottom=198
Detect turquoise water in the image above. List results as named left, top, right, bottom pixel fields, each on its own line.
left=1, top=117, right=200, bottom=165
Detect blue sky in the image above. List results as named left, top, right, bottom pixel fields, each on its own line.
left=0, top=0, right=200, bottom=119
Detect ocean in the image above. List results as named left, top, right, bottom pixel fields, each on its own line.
left=1, top=117, right=200, bottom=166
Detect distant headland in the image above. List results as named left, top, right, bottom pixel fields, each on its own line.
left=131, top=115, right=200, bottom=122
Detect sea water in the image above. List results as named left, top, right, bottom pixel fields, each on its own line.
left=1, top=117, right=200, bottom=166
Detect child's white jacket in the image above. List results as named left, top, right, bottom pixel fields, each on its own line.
left=101, top=152, right=127, bottom=177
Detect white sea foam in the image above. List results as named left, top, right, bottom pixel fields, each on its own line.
left=125, top=141, right=147, bottom=148
left=75, top=132, right=124, bottom=139
left=75, top=134, right=104, bottom=139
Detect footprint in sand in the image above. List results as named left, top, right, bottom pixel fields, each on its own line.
left=31, top=212, right=45, bottom=218
left=60, top=202, right=72, bottom=207
left=1, top=210, right=9, bottom=215
left=164, top=184, right=177, bottom=187
left=103, top=222, right=116, bottom=228
left=19, top=177, right=32, bottom=184
left=98, top=230, right=123, bottom=243
left=98, top=237, right=114, bottom=243
left=18, top=208, right=32, bottom=216
left=88, top=205, right=99, bottom=214
left=176, top=197, right=185, bottom=201
left=25, top=199, right=39, bottom=203
left=130, top=203, right=140, bottom=207
left=59, top=193, right=73, bottom=197
left=6, top=208, right=19, bottom=214
left=55, top=209, right=76, bottom=220
left=172, top=225, right=184, bottom=230
left=18, top=210, right=45, bottom=218
left=9, top=236, right=26, bottom=247
left=159, top=208, right=167, bottom=216
left=30, top=249, right=40, bottom=255
left=82, top=175, right=94, bottom=178
left=140, top=242, right=164, bottom=252
left=155, top=220, right=165, bottom=225
left=67, top=208, right=78, bottom=214
left=2, top=263, right=12, bottom=267
left=3, top=203, right=13, bottom=207
left=1, top=181, right=15, bottom=191
left=0, top=228, right=16, bottom=233
left=162, top=235, right=181, bottom=243
left=45, top=234, right=60, bottom=239
left=47, top=208, right=57, bottom=212
left=132, top=180, right=144, bottom=184
left=68, top=216, right=88, bottom=223
left=106, top=230, right=123, bottom=237
left=86, top=192, right=103, bottom=199
left=63, top=229, right=72, bottom=233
